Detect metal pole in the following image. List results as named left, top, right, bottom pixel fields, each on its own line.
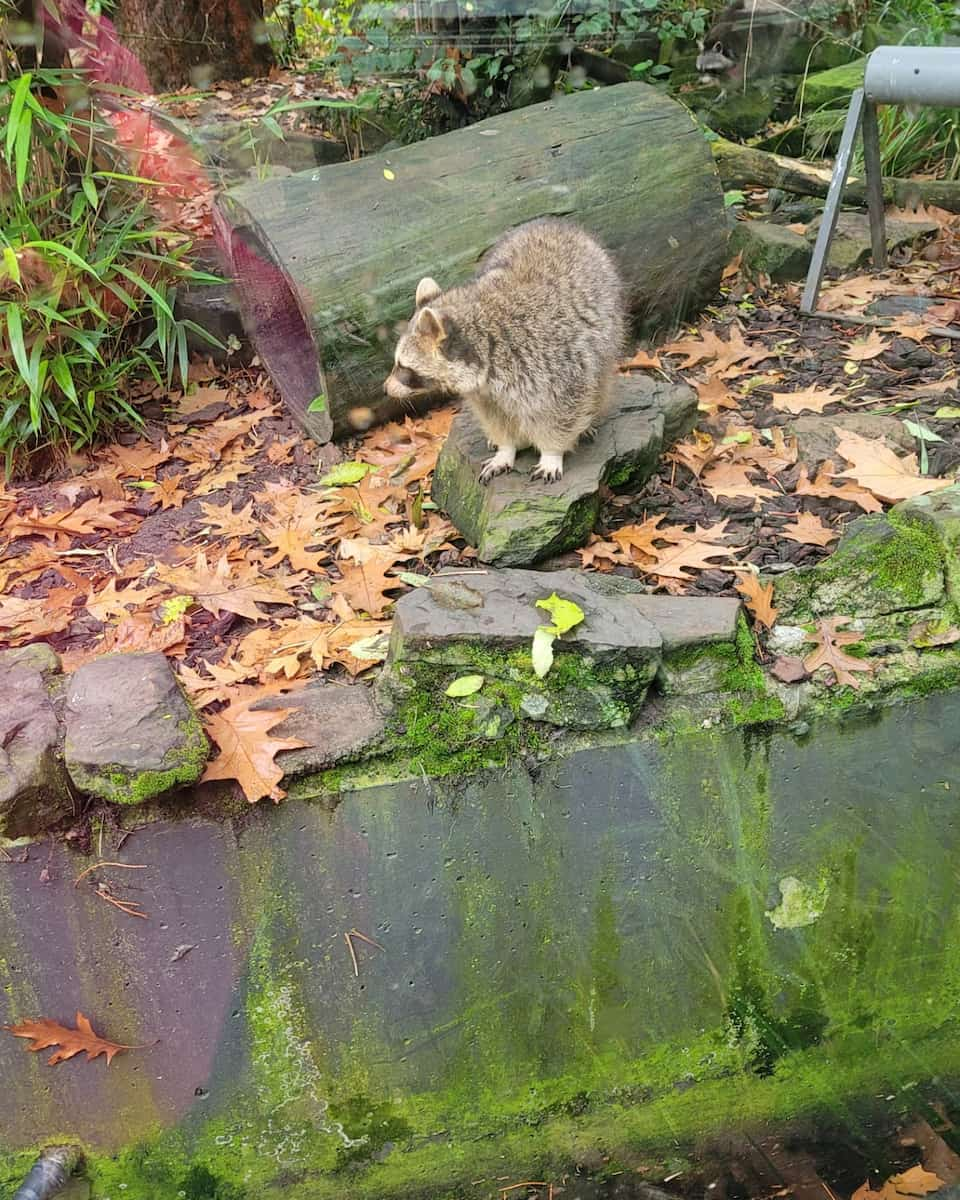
left=800, top=86, right=866, bottom=315
left=861, top=98, right=887, bottom=269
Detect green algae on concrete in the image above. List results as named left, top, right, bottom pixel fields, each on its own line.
left=12, top=695, right=960, bottom=1197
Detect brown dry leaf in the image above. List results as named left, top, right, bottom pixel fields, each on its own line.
left=883, top=1166, right=946, bottom=1199
left=803, top=617, right=874, bottom=689
left=202, top=698, right=308, bottom=803
left=701, top=460, right=778, bottom=503
left=152, top=475, right=188, bottom=510
left=157, top=551, right=292, bottom=621
left=780, top=511, right=839, bottom=547
left=61, top=615, right=188, bottom=671
left=927, top=300, right=960, bottom=325
left=84, top=579, right=166, bottom=623
left=0, top=593, right=75, bottom=640
left=770, top=384, right=842, bottom=415
left=259, top=517, right=330, bottom=574
left=266, top=438, right=297, bottom=465
left=335, top=554, right=405, bottom=617
left=668, top=431, right=717, bottom=478
left=843, top=330, right=889, bottom=361
left=236, top=617, right=332, bottom=679
left=612, top=516, right=685, bottom=560
left=817, top=276, right=915, bottom=312
left=106, top=438, right=173, bottom=478
left=852, top=1183, right=884, bottom=1200
left=177, top=408, right=274, bottom=467
left=193, top=452, right=258, bottom=495
left=621, top=348, right=661, bottom=370
left=695, top=377, right=739, bottom=413
left=199, top=499, right=256, bottom=537
left=882, top=316, right=935, bottom=344
left=794, top=461, right=884, bottom=513
left=662, top=327, right=735, bottom=369
left=173, top=385, right=231, bottom=417
left=722, top=251, right=743, bottom=279
left=4, top=1012, right=131, bottom=1066
left=5, top=498, right=131, bottom=542
left=834, top=428, right=953, bottom=502
left=735, top=571, right=778, bottom=629
left=578, top=537, right=627, bottom=570
left=663, top=324, right=773, bottom=376
left=642, top=523, right=741, bottom=582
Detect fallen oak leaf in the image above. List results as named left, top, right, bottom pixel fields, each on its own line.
left=620, top=348, right=661, bottom=370
left=157, top=551, right=292, bottom=621
left=843, top=330, right=889, bottom=361
left=4, top=1012, right=134, bottom=1066
left=770, top=384, right=843, bottom=415
left=198, top=498, right=256, bottom=537
left=794, top=461, right=883, bottom=513
left=735, top=571, right=778, bottom=629
left=695, top=376, right=740, bottom=413
left=641, top=527, right=742, bottom=582
left=834, top=428, right=953, bottom=502
left=4, top=497, right=132, bottom=542
left=882, top=1166, right=946, bottom=1197
left=202, top=698, right=307, bottom=803
left=701, top=460, right=779, bottom=503
left=803, top=616, right=874, bottom=689
left=779, top=511, right=839, bottom=547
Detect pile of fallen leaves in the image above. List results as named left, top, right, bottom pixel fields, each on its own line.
left=3, top=202, right=960, bottom=802
left=0, top=366, right=460, bottom=801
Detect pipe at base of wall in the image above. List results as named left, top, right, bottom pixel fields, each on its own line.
left=13, top=1146, right=84, bottom=1200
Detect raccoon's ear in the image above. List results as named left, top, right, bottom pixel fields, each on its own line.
left=415, top=306, right=446, bottom=343
left=415, top=277, right=442, bottom=308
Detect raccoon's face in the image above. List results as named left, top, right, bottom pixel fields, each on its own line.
left=384, top=276, right=485, bottom=402
left=696, top=41, right=737, bottom=81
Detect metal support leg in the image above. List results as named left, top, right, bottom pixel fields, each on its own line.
left=800, top=87, right=866, bottom=315
left=861, top=98, right=887, bottom=269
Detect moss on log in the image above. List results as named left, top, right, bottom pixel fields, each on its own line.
left=218, top=83, right=727, bottom=441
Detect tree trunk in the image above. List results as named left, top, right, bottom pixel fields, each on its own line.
left=217, top=82, right=728, bottom=443
left=712, top=135, right=960, bottom=215
left=114, top=0, right=273, bottom=92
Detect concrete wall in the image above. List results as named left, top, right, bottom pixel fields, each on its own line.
left=3, top=695, right=960, bottom=1197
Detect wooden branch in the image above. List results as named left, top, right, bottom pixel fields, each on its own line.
left=712, top=136, right=960, bottom=214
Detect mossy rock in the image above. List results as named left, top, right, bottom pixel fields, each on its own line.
left=797, top=57, right=866, bottom=108
left=773, top=510, right=946, bottom=623
left=730, top=220, right=811, bottom=281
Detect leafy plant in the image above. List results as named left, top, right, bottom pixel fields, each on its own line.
left=0, top=59, right=218, bottom=475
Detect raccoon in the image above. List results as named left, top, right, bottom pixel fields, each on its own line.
left=383, top=218, right=625, bottom=484
left=696, top=0, right=804, bottom=86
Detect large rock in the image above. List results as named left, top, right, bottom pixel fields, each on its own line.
left=252, top=683, right=387, bottom=777
left=773, top=509, right=946, bottom=622
left=64, top=653, right=208, bottom=805
left=806, top=211, right=940, bottom=273
left=730, top=220, right=811, bottom=282
left=798, top=58, right=865, bottom=108
left=381, top=568, right=664, bottom=729
left=432, top=374, right=697, bottom=567
left=786, top=413, right=915, bottom=472
left=0, top=646, right=72, bottom=837
left=897, top=484, right=960, bottom=605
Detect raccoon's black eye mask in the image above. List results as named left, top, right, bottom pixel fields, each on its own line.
left=394, top=365, right=431, bottom=390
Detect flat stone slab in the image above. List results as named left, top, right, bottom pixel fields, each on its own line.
left=382, top=567, right=664, bottom=728
left=0, top=646, right=72, bottom=837
left=806, top=211, right=940, bottom=272
left=64, top=652, right=208, bottom=805
left=252, top=683, right=387, bottom=777
left=432, top=374, right=697, bottom=567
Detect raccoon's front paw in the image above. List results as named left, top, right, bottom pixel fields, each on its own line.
left=479, top=447, right=516, bottom=485
left=531, top=453, right=564, bottom=484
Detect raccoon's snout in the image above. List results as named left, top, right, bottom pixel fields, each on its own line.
left=385, top=364, right=430, bottom=398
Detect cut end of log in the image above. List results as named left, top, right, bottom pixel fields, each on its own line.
left=214, top=203, right=333, bottom=443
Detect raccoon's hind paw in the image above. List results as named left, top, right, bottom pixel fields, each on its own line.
left=479, top=446, right=517, bottom=484
left=531, top=453, right=564, bottom=484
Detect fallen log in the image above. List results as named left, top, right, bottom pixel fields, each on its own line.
left=713, top=135, right=960, bottom=214
left=217, top=83, right=727, bottom=441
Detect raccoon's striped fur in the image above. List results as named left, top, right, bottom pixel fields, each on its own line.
left=384, top=218, right=626, bottom=484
